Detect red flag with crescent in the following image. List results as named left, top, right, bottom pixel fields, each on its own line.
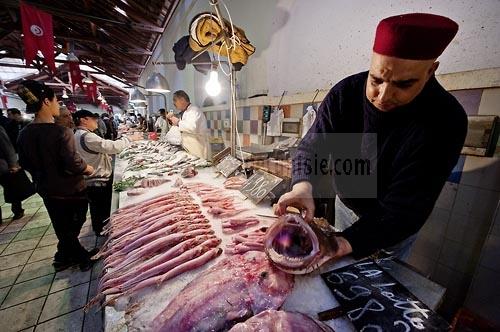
left=20, top=2, right=56, bottom=72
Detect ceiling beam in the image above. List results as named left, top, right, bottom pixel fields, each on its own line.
left=46, top=81, right=126, bottom=93
left=74, top=51, right=143, bottom=70
left=142, top=0, right=181, bottom=78
left=85, top=65, right=134, bottom=88
left=2, top=1, right=164, bottom=34
left=119, top=48, right=152, bottom=56
left=0, top=31, right=147, bottom=74
left=0, top=60, right=132, bottom=91
left=54, top=16, right=151, bottom=54
left=65, top=40, right=146, bottom=71
left=55, top=34, right=152, bottom=56
left=0, top=29, right=14, bottom=41
left=0, top=0, right=176, bottom=86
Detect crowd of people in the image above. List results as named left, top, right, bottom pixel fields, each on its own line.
left=0, top=80, right=142, bottom=272
left=0, top=83, right=211, bottom=273
left=0, top=107, right=32, bottom=221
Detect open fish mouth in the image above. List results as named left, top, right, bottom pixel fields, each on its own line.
left=264, top=214, right=321, bottom=273
left=264, top=214, right=339, bottom=275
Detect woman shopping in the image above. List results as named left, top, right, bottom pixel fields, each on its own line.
left=17, top=80, right=96, bottom=272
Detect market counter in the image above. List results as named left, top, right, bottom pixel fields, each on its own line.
left=103, top=153, right=445, bottom=331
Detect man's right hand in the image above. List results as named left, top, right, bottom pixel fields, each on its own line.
left=274, top=181, right=315, bottom=222
left=83, top=165, right=94, bottom=175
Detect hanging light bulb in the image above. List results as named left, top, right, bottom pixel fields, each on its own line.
left=82, top=74, right=93, bottom=84
left=62, top=89, right=69, bottom=99
left=205, top=69, right=221, bottom=97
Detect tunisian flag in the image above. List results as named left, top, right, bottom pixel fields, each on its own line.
left=68, top=61, right=85, bottom=93
left=86, top=81, right=98, bottom=103
left=20, top=2, right=56, bottom=72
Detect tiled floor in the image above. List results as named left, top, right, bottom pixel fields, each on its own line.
left=0, top=192, right=104, bottom=332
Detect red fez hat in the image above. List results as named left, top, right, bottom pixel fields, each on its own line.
left=373, top=13, right=458, bottom=60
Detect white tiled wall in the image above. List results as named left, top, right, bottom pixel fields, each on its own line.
left=477, top=88, right=500, bottom=116
left=465, top=200, right=500, bottom=327
left=434, top=182, right=458, bottom=210
left=461, top=156, right=500, bottom=191
left=407, top=156, right=500, bottom=321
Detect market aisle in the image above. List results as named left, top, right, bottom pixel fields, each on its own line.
left=0, top=190, right=104, bottom=332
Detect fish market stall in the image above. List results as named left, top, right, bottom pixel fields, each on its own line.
left=99, top=140, right=445, bottom=331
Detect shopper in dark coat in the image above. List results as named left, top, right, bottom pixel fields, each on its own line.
left=17, top=80, right=96, bottom=272
left=5, top=108, right=28, bottom=151
left=0, top=125, right=30, bottom=221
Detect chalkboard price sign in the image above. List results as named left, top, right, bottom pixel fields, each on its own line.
left=321, top=259, right=450, bottom=331
left=216, top=155, right=242, bottom=177
left=240, top=170, right=283, bottom=203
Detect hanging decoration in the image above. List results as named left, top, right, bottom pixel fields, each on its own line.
left=68, top=52, right=85, bottom=93
left=1, top=95, right=7, bottom=109
left=0, top=80, right=7, bottom=109
left=66, top=100, right=77, bottom=113
left=86, top=81, right=98, bottom=103
left=20, top=1, right=56, bottom=72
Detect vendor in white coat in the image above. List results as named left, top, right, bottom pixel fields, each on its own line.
left=167, top=90, right=209, bottom=159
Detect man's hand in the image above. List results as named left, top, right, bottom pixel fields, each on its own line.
left=170, top=116, right=180, bottom=126
left=274, top=181, right=315, bottom=222
left=83, top=165, right=94, bottom=175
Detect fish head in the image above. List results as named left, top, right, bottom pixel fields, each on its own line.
left=264, top=214, right=338, bottom=274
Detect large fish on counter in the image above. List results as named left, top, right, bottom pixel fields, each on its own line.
left=229, top=309, right=334, bottom=332
left=150, top=252, right=294, bottom=332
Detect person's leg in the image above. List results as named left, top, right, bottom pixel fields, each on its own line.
left=43, top=198, right=77, bottom=265
left=11, top=201, right=24, bottom=220
left=43, top=197, right=89, bottom=267
left=87, top=186, right=100, bottom=235
left=68, top=196, right=96, bottom=271
left=87, top=184, right=112, bottom=235
left=70, top=197, right=91, bottom=260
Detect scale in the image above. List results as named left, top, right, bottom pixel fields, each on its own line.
left=240, top=145, right=274, bottom=160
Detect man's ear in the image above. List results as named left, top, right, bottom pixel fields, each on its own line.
left=428, top=61, right=439, bottom=78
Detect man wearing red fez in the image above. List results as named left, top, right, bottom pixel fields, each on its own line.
left=275, top=13, right=467, bottom=264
